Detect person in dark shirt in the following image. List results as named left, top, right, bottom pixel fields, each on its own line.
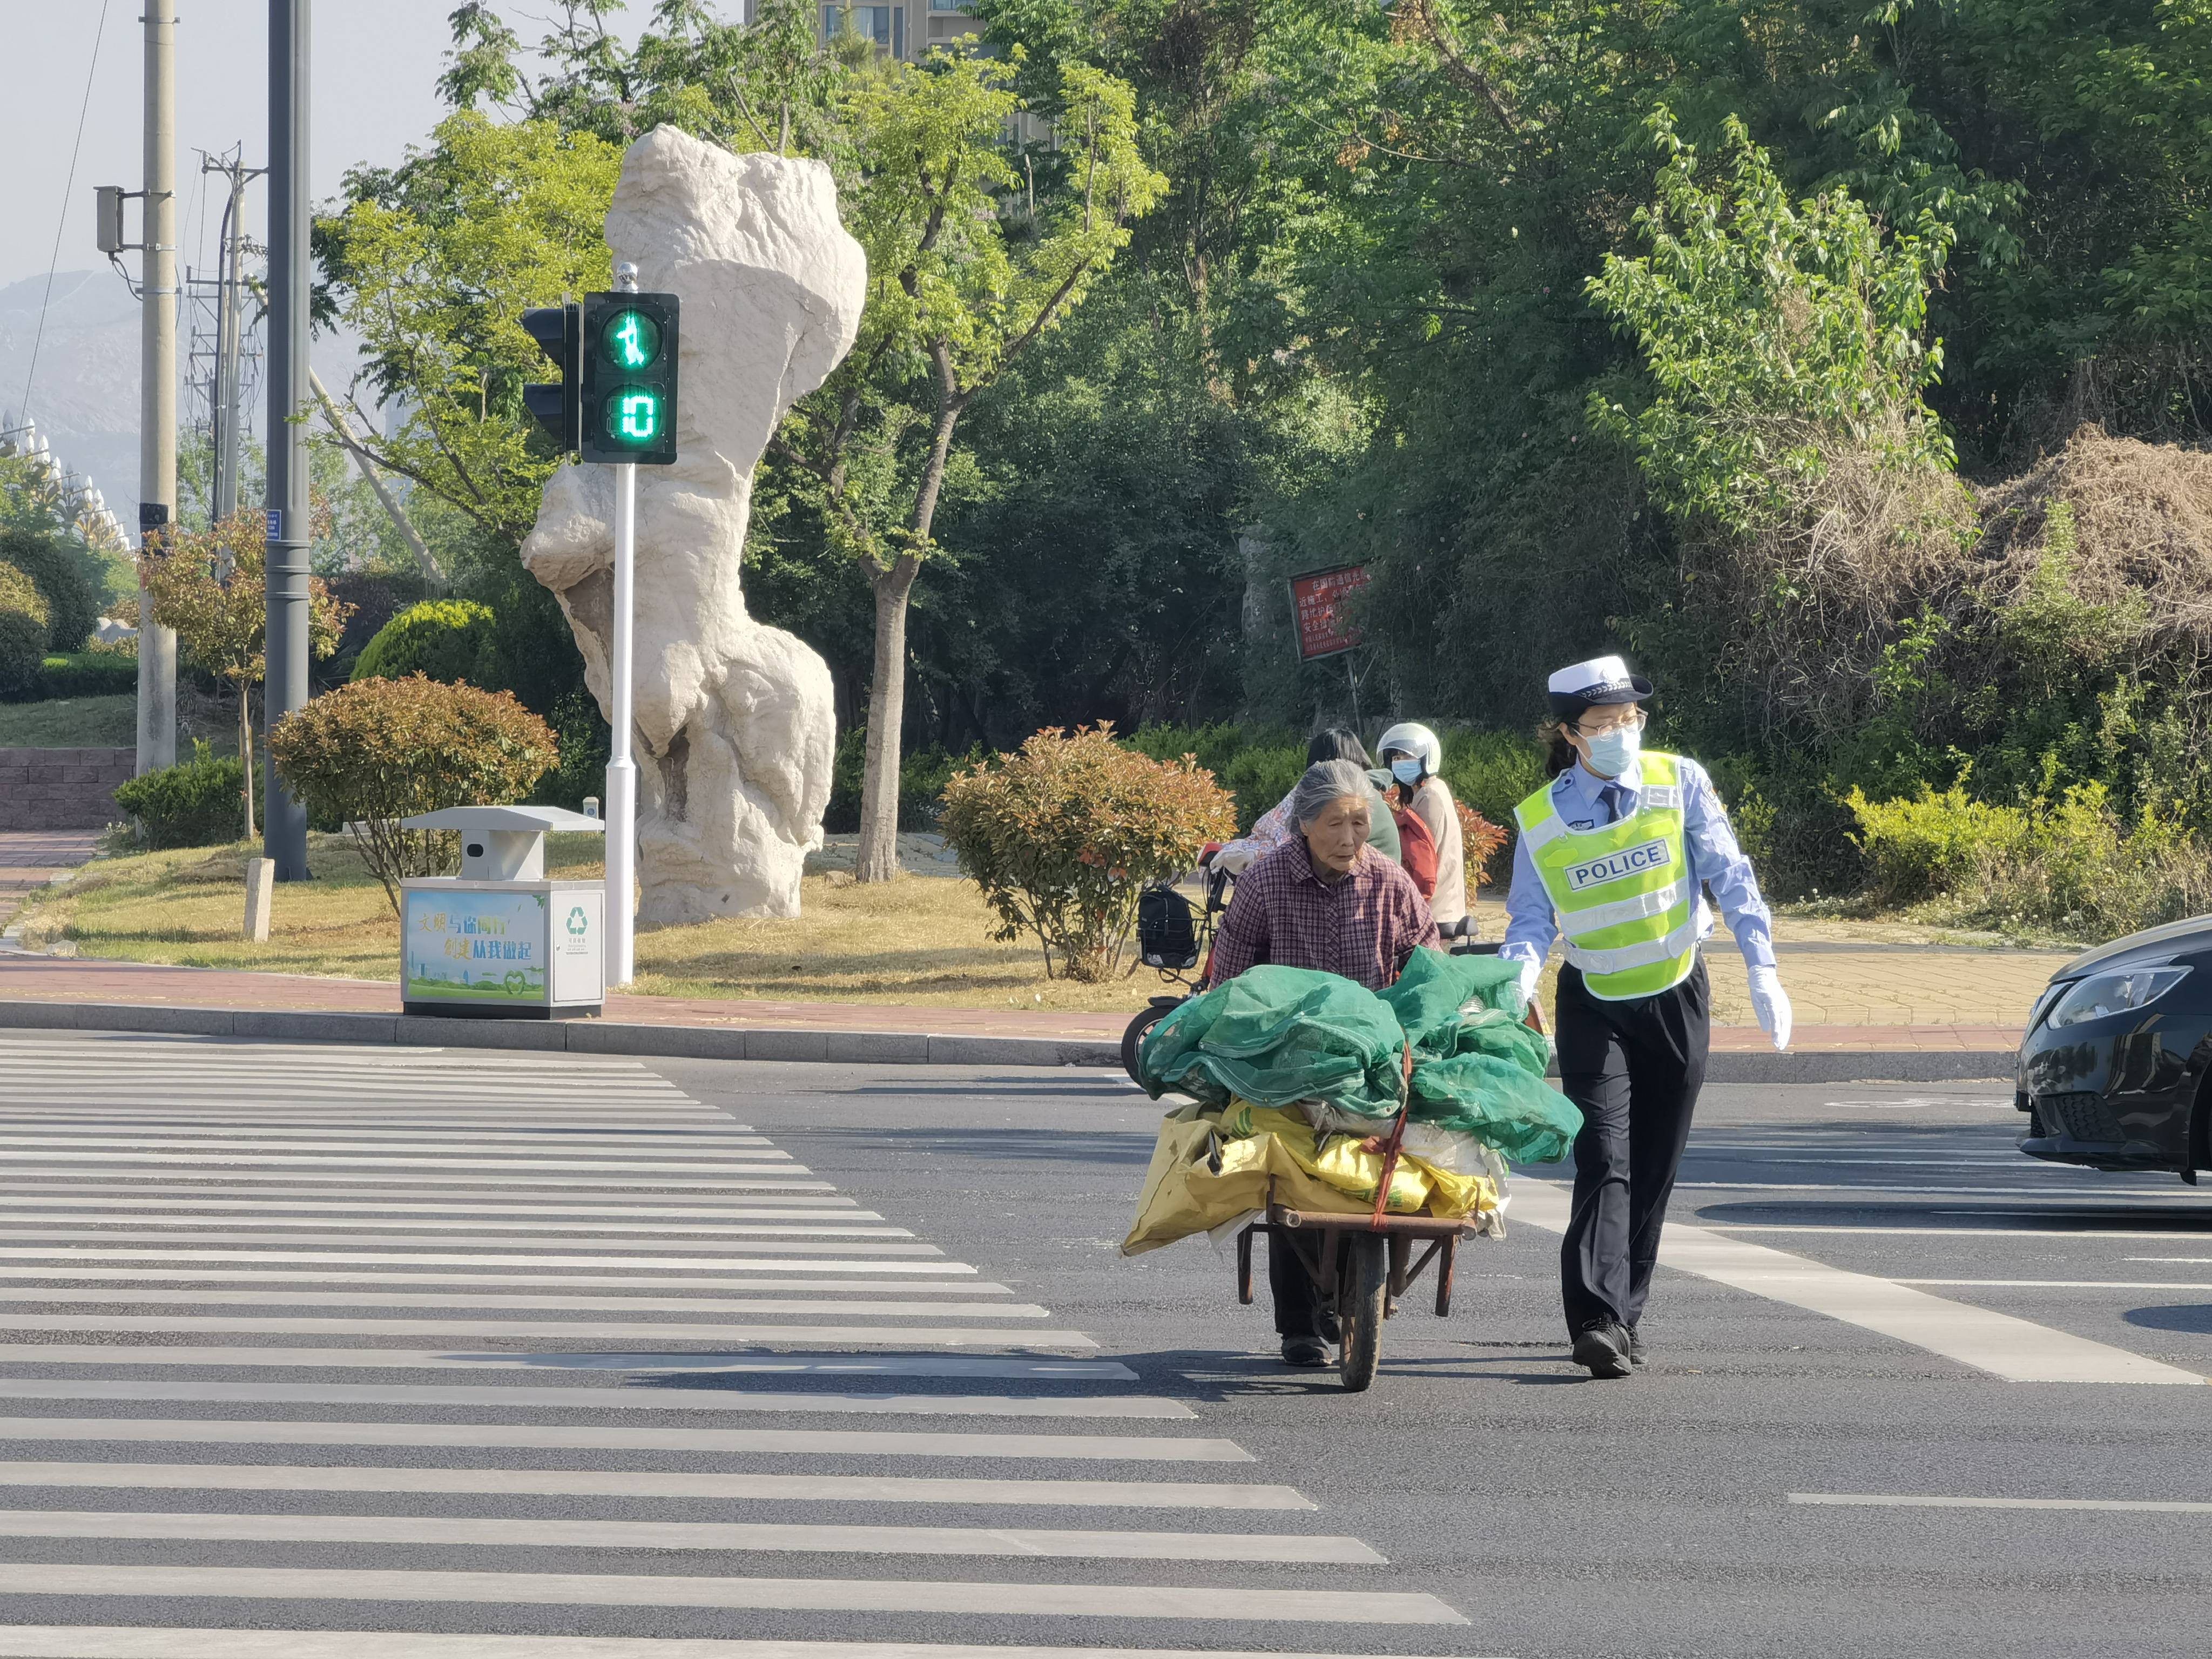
left=1207, top=759, right=1439, bottom=1366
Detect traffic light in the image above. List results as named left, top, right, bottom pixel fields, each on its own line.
left=581, top=291, right=680, bottom=466
left=520, top=304, right=581, bottom=456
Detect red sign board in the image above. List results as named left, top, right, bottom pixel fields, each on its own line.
left=1290, top=564, right=1371, bottom=661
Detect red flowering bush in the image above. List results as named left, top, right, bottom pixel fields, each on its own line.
left=1456, top=800, right=1509, bottom=888
left=939, top=724, right=1237, bottom=981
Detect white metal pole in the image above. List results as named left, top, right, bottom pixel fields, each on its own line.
left=135, top=0, right=178, bottom=775
left=606, top=456, right=637, bottom=987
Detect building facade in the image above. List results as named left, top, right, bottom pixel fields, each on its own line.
left=744, top=2, right=982, bottom=62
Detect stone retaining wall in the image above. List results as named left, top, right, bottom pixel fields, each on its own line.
left=0, top=747, right=134, bottom=831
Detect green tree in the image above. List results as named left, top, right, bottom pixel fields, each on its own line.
left=774, top=50, right=1164, bottom=880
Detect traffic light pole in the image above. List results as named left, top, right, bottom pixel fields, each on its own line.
left=135, top=0, right=178, bottom=777
left=264, top=0, right=312, bottom=880
left=607, top=455, right=637, bottom=987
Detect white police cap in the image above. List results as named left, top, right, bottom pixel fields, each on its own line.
left=1547, top=654, right=1653, bottom=719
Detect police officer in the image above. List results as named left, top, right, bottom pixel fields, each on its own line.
left=1500, top=656, right=1792, bottom=1379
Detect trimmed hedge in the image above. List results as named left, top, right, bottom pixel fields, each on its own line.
left=351, top=598, right=498, bottom=686
left=112, top=740, right=257, bottom=849
left=0, top=526, right=103, bottom=654
left=0, top=561, right=52, bottom=699
left=32, top=650, right=139, bottom=700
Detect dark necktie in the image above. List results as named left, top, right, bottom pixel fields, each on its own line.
left=1599, top=783, right=1627, bottom=826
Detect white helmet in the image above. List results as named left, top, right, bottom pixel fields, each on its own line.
left=1377, top=721, right=1442, bottom=779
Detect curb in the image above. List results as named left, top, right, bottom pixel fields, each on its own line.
left=0, top=1000, right=1122, bottom=1070
left=0, top=999, right=2014, bottom=1082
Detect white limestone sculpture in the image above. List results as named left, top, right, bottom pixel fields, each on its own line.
left=521, top=129, right=866, bottom=923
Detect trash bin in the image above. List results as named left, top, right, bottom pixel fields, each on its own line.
left=398, top=805, right=606, bottom=1019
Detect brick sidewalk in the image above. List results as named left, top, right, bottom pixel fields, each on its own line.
left=0, top=955, right=2021, bottom=1055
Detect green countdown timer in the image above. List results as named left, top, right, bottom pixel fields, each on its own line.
left=605, top=387, right=665, bottom=446
left=604, top=308, right=662, bottom=371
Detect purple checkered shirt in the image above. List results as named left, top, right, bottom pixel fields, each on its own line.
left=1208, top=837, right=1439, bottom=992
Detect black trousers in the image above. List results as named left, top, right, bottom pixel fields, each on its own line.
left=1556, top=955, right=1711, bottom=1335
left=1268, top=1229, right=1328, bottom=1342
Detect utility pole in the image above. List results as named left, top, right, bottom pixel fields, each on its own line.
left=136, top=0, right=179, bottom=777
left=605, top=262, right=641, bottom=988
left=206, top=150, right=261, bottom=523
left=264, top=0, right=312, bottom=881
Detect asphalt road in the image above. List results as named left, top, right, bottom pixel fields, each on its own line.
left=1, top=1033, right=2209, bottom=1658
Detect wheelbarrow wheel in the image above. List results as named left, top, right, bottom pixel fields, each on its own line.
left=1337, top=1233, right=1388, bottom=1392
left=1120, top=1000, right=1178, bottom=1084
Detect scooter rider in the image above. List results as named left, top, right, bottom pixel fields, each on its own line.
left=1377, top=721, right=1466, bottom=930
left=1500, top=656, right=1792, bottom=1379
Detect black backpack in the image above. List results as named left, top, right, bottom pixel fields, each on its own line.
left=1136, top=885, right=1201, bottom=970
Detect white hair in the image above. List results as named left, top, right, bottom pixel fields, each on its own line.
left=1291, top=760, right=1373, bottom=830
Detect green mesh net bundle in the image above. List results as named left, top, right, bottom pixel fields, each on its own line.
left=1137, top=948, right=1582, bottom=1164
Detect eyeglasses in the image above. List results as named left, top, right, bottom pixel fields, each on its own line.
left=1574, top=708, right=1646, bottom=736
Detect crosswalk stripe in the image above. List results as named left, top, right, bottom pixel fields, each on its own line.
left=0, top=1187, right=862, bottom=1209
left=0, top=1248, right=977, bottom=1274
left=0, top=1200, right=887, bottom=1222
left=0, top=1159, right=810, bottom=1185
left=0, top=1170, right=830, bottom=1191
left=0, top=1462, right=1312, bottom=1509
left=0, top=1137, right=790, bottom=1157
left=0, top=1291, right=1050, bottom=1317
left=0, top=1313, right=1089, bottom=1344
left=0, top=1509, right=1381, bottom=1562
left=0, top=1564, right=1469, bottom=1623
left=0, top=1269, right=1007, bottom=1294
left=0, top=1420, right=1253, bottom=1462
left=0, top=1232, right=931, bottom=1253
left=0, top=1346, right=1125, bottom=1374
left=0, top=1379, right=1198, bottom=1418
left=0, top=1632, right=1479, bottom=1658
left=0, top=1216, right=913, bottom=1237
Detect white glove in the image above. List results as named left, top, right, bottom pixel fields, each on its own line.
left=1514, top=955, right=1542, bottom=1015
left=1748, top=963, right=1792, bottom=1052
left=1211, top=844, right=1258, bottom=876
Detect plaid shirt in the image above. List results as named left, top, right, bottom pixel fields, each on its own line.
left=1209, top=837, right=1440, bottom=992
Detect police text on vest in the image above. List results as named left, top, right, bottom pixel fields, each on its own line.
left=1562, top=838, right=1673, bottom=892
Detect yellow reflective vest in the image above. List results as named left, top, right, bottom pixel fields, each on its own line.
left=1513, top=751, right=1702, bottom=1001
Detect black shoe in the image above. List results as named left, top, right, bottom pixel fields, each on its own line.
left=1627, top=1325, right=1647, bottom=1367
left=1281, top=1337, right=1328, bottom=1368
left=1572, top=1320, right=1633, bottom=1379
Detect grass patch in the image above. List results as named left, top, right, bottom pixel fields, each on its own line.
left=0, top=695, right=137, bottom=748
left=16, top=834, right=1181, bottom=1014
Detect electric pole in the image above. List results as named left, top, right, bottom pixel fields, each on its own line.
left=136, top=0, right=178, bottom=777
left=265, top=0, right=312, bottom=880
left=207, top=151, right=259, bottom=523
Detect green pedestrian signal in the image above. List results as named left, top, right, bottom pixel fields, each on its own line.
left=580, top=291, right=679, bottom=466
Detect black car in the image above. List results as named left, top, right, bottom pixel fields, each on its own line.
left=2018, top=915, right=2212, bottom=1184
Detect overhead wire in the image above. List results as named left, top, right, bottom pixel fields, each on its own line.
left=18, top=0, right=114, bottom=426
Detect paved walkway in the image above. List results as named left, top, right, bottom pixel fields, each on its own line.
left=0, top=830, right=100, bottom=936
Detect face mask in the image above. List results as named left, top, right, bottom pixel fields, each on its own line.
left=1390, top=758, right=1423, bottom=786
left=1580, top=725, right=1641, bottom=777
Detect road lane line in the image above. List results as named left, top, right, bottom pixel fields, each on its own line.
left=0, top=1192, right=864, bottom=1213
left=1897, top=1279, right=2212, bottom=1291
left=1789, top=1493, right=2212, bottom=1513
left=0, top=1631, right=1493, bottom=1658
left=0, top=1137, right=793, bottom=1159
left=0, top=1200, right=884, bottom=1221
left=1510, top=1181, right=2207, bottom=1384
left=0, top=1269, right=1007, bottom=1294
left=0, top=1248, right=977, bottom=1273
left=0, top=1232, right=930, bottom=1253
left=0, top=1564, right=1467, bottom=1623
left=0, top=1216, right=913, bottom=1237
left=0, top=1290, right=1051, bottom=1317
left=0, top=1345, right=1121, bottom=1373
left=0, top=1462, right=1313, bottom=1509
left=0, top=1170, right=832, bottom=1191
left=0, top=1380, right=1194, bottom=1418
left=0, top=1510, right=1370, bottom=1560
left=0, top=1154, right=809, bottom=1174
left=0, top=1316, right=1097, bottom=1347
left=0, top=1419, right=1254, bottom=1461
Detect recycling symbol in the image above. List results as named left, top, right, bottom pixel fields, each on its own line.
left=566, top=906, right=589, bottom=936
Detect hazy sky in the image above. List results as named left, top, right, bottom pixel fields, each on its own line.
left=0, top=1, right=649, bottom=289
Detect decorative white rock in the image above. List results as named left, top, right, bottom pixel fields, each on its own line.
left=522, top=129, right=866, bottom=924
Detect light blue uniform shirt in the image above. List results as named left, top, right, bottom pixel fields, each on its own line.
left=1500, top=753, right=1777, bottom=972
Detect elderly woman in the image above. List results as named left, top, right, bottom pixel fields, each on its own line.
left=1206, top=759, right=1440, bottom=1367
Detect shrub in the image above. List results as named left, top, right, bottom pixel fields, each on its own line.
left=939, top=724, right=1238, bottom=981
left=0, top=560, right=50, bottom=699
left=1846, top=784, right=2034, bottom=908
left=112, top=739, right=259, bottom=849
left=0, top=525, right=103, bottom=653
left=1440, top=729, right=1547, bottom=883
left=269, top=675, right=559, bottom=912
left=1220, top=744, right=1304, bottom=831
left=33, top=650, right=139, bottom=699
left=351, top=598, right=498, bottom=685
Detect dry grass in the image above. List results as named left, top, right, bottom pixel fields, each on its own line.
left=15, top=835, right=1180, bottom=1015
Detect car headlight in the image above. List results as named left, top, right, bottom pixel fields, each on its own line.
left=2044, top=967, right=2191, bottom=1029
left=2027, top=981, right=2069, bottom=1030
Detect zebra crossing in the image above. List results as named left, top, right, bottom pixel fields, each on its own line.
left=0, top=1031, right=1472, bottom=1655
